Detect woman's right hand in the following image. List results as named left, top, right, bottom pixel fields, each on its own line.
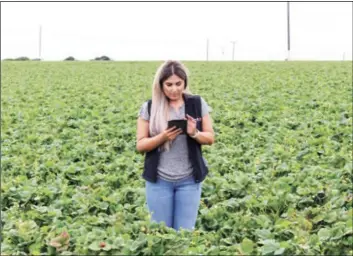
left=162, top=126, right=183, bottom=142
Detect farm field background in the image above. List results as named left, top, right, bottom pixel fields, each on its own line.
left=1, top=61, right=352, bottom=255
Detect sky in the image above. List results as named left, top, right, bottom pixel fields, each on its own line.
left=1, top=2, right=352, bottom=61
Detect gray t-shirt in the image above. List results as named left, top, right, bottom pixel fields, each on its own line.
left=138, top=96, right=211, bottom=182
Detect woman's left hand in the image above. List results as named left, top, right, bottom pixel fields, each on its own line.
left=185, top=114, right=197, bottom=136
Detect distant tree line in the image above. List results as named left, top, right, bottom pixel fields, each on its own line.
left=3, top=57, right=41, bottom=61
left=2, top=55, right=112, bottom=61
left=65, top=55, right=112, bottom=61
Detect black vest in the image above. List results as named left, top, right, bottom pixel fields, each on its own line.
left=141, top=94, right=209, bottom=183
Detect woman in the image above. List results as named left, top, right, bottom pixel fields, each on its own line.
left=136, top=60, right=215, bottom=231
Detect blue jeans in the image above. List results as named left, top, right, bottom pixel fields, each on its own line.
left=145, top=175, right=202, bottom=231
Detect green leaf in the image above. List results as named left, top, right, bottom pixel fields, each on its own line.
left=274, top=247, right=285, bottom=255
left=240, top=238, right=254, bottom=254
left=220, top=237, right=233, bottom=245
left=60, top=251, right=73, bottom=255
left=18, top=220, right=38, bottom=234
left=347, top=216, right=353, bottom=228
left=113, top=237, right=125, bottom=248
left=89, top=241, right=101, bottom=251
left=318, top=228, right=331, bottom=241
left=102, top=243, right=112, bottom=251
left=312, top=214, right=324, bottom=224
left=255, top=215, right=272, bottom=228
left=325, top=211, right=338, bottom=223
left=255, top=229, right=274, bottom=240
left=275, top=219, right=292, bottom=230
left=98, top=201, right=109, bottom=210
left=261, top=239, right=281, bottom=255
left=29, top=242, right=42, bottom=255
left=130, top=240, right=141, bottom=252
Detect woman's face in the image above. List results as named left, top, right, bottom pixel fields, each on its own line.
left=162, top=74, right=185, bottom=102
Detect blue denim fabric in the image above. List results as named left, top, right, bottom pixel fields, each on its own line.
left=145, top=175, right=202, bottom=231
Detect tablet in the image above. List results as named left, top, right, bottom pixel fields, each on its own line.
left=168, top=119, right=187, bottom=134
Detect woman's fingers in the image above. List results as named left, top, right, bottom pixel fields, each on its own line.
left=170, top=129, right=182, bottom=140
left=170, top=128, right=180, bottom=134
left=167, top=126, right=177, bottom=132
left=168, top=128, right=182, bottom=138
left=186, top=114, right=196, bottom=122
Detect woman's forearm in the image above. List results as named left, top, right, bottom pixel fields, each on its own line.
left=192, top=131, right=215, bottom=145
left=137, top=130, right=214, bottom=152
left=137, top=133, right=166, bottom=153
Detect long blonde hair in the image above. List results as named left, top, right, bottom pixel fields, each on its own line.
left=149, top=60, right=193, bottom=152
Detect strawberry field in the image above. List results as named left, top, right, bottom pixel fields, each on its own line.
left=1, top=61, right=352, bottom=255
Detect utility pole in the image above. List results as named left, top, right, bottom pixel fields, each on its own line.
left=287, top=2, right=291, bottom=61
left=206, top=38, right=209, bottom=61
left=230, top=41, right=237, bottom=61
left=39, top=25, right=42, bottom=60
